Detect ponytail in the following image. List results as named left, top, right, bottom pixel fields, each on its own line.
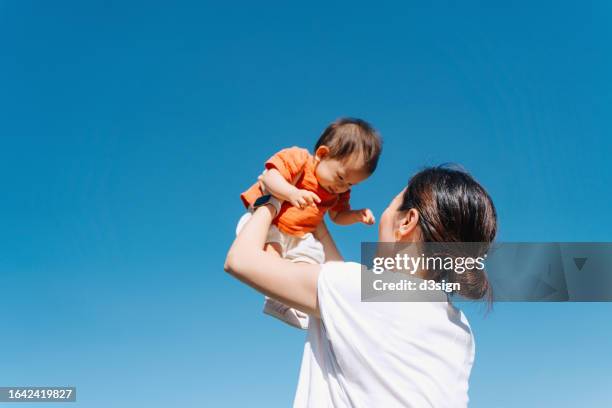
left=400, top=166, right=498, bottom=306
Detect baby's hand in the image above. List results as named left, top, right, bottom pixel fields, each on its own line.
left=358, top=208, right=376, bottom=225
left=289, top=188, right=321, bottom=209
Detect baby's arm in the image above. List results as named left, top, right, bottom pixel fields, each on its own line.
left=329, top=208, right=376, bottom=226
left=260, top=169, right=321, bottom=209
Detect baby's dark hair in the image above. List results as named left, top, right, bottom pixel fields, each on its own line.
left=314, top=118, right=383, bottom=174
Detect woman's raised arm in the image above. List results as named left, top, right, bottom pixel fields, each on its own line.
left=314, top=220, right=344, bottom=262
left=224, top=204, right=321, bottom=316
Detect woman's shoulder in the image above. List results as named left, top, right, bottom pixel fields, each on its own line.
left=317, top=261, right=362, bottom=300
left=319, top=261, right=362, bottom=288
left=321, top=260, right=362, bottom=272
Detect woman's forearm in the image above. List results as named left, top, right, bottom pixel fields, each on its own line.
left=224, top=205, right=321, bottom=316
left=314, top=221, right=343, bottom=262
left=225, top=205, right=275, bottom=272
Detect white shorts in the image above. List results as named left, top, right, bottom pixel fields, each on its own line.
left=235, top=212, right=325, bottom=265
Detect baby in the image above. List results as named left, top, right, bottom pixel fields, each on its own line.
left=237, top=118, right=383, bottom=328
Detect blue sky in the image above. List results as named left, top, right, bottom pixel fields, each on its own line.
left=1, top=1, right=611, bottom=407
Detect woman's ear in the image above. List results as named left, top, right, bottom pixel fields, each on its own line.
left=395, top=208, right=420, bottom=242
left=315, top=145, right=330, bottom=161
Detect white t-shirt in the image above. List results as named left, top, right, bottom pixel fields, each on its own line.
left=293, top=262, right=476, bottom=408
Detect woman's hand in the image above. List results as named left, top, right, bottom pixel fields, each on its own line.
left=378, top=188, right=406, bottom=242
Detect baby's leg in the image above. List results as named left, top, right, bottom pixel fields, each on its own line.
left=285, top=232, right=325, bottom=265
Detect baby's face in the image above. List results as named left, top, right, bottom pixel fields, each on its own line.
left=314, top=154, right=371, bottom=194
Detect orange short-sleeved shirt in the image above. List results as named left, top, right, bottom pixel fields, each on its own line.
left=241, top=146, right=351, bottom=237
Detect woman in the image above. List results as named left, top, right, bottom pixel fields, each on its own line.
left=225, top=166, right=497, bottom=407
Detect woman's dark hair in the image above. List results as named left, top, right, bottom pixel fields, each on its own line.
left=399, top=165, right=497, bottom=304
